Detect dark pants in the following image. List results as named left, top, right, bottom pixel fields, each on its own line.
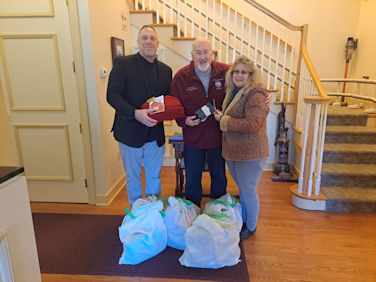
left=183, top=144, right=227, bottom=207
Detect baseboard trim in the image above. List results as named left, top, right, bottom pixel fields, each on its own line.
left=95, top=174, right=125, bottom=206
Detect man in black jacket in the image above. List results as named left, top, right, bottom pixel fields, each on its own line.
left=107, top=25, right=172, bottom=207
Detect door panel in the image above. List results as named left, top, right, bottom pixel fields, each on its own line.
left=0, top=0, right=88, bottom=202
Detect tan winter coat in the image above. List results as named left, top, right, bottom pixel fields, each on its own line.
left=219, top=86, right=269, bottom=161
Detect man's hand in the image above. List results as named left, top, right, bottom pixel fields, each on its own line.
left=185, top=115, right=200, bottom=127
left=135, top=109, right=158, bottom=127
left=265, top=91, right=273, bottom=107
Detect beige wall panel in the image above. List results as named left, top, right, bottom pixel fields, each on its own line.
left=0, top=0, right=54, bottom=17
left=14, top=124, right=73, bottom=181
left=1, top=35, right=65, bottom=110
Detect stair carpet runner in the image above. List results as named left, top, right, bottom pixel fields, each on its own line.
left=321, top=107, right=376, bottom=213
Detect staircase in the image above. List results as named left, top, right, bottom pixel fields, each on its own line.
left=321, top=107, right=376, bottom=213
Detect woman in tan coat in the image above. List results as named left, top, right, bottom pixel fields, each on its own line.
left=214, top=56, right=269, bottom=240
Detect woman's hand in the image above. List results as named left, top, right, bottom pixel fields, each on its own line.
left=214, top=109, right=223, bottom=121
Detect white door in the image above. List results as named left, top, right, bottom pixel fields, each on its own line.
left=0, top=0, right=88, bottom=202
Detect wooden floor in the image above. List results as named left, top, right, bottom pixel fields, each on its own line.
left=31, top=167, right=376, bottom=282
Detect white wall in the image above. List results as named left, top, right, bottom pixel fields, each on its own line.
left=232, top=0, right=361, bottom=80
left=353, top=0, right=376, bottom=82
left=86, top=0, right=133, bottom=197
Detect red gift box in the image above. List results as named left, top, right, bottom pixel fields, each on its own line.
left=141, top=95, right=185, bottom=123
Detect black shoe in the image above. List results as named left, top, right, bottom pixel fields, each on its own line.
left=240, top=226, right=256, bottom=240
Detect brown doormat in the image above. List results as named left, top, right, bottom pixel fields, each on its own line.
left=32, top=213, right=249, bottom=282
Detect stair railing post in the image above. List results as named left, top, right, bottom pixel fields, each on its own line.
left=298, top=103, right=311, bottom=193
left=315, top=103, right=328, bottom=196
left=302, top=103, right=316, bottom=194
left=292, top=24, right=308, bottom=127
left=308, top=103, right=321, bottom=196
left=135, top=0, right=139, bottom=10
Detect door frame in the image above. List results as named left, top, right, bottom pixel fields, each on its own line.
left=65, top=0, right=96, bottom=204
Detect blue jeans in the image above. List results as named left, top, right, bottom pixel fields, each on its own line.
left=183, top=144, right=227, bottom=207
left=118, top=141, right=164, bottom=207
left=226, top=158, right=266, bottom=231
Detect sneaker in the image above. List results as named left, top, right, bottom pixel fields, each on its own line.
left=240, top=226, right=256, bottom=241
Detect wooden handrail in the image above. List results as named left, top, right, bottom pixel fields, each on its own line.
left=245, top=0, right=304, bottom=31
left=301, top=46, right=327, bottom=98
left=303, top=96, right=330, bottom=104
left=321, top=78, right=376, bottom=84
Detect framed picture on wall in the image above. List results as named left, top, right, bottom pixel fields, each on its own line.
left=111, top=37, right=125, bottom=63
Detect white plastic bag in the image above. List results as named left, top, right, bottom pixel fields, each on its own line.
left=118, top=198, right=167, bottom=265
left=179, top=213, right=240, bottom=268
left=163, top=197, right=200, bottom=250
left=203, top=193, right=243, bottom=233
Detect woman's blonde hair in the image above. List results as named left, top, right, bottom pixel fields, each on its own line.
left=225, top=55, right=262, bottom=94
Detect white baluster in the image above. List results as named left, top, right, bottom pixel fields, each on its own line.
left=184, top=0, right=187, bottom=37
left=163, top=0, right=166, bottom=24
left=267, top=19, right=273, bottom=89
left=287, top=31, right=295, bottom=102
left=232, top=7, right=237, bottom=62
left=219, top=1, right=223, bottom=61
left=156, top=0, right=160, bottom=24
left=254, top=12, right=259, bottom=66
left=226, top=4, right=230, bottom=63
left=273, top=24, right=281, bottom=89
left=191, top=0, right=194, bottom=37
left=280, top=27, right=288, bottom=102
left=240, top=14, right=244, bottom=56
left=206, top=0, right=209, bottom=38
left=170, top=0, right=173, bottom=23
left=149, top=0, right=152, bottom=10
left=142, top=0, right=145, bottom=10
left=199, top=0, right=202, bottom=37
left=177, top=0, right=180, bottom=37
left=135, top=0, right=139, bottom=10
left=212, top=0, right=215, bottom=50
left=261, top=14, right=266, bottom=78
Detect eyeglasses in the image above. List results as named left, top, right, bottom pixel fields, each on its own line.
left=233, top=70, right=250, bottom=75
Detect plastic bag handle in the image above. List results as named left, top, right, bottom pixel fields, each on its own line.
left=210, top=198, right=236, bottom=207
left=125, top=208, right=137, bottom=219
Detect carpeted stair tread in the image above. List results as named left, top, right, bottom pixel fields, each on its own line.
left=322, top=186, right=376, bottom=201
left=325, top=126, right=376, bottom=134
left=322, top=186, right=376, bottom=213
left=322, top=163, right=376, bottom=176
left=324, top=143, right=376, bottom=153
left=327, top=107, right=367, bottom=116
left=323, top=144, right=376, bottom=164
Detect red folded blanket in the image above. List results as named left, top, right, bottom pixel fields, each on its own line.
left=141, top=96, right=185, bottom=123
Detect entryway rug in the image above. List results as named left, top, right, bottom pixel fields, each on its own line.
left=32, top=213, right=250, bottom=281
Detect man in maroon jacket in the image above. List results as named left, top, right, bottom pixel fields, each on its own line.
left=170, top=38, right=228, bottom=207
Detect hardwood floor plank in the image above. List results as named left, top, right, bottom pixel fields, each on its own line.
left=31, top=168, right=376, bottom=282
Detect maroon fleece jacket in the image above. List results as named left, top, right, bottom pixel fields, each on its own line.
left=170, top=60, right=229, bottom=148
